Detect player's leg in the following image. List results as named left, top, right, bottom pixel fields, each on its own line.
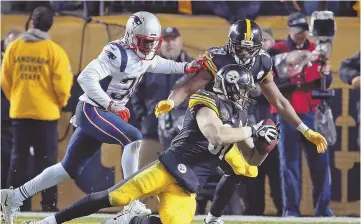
left=35, top=161, right=175, bottom=224
left=205, top=174, right=242, bottom=223
left=78, top=102, right=143, bottom=178
left=301, top=112, right=333, bottom=217
left=157, top=183, right=197, bottom=224
left=277, top=115, right=303, bottom=217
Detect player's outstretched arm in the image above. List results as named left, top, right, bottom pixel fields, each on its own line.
left=260, top=76, right=327, bottom=153
left=154, top=70, right=213, bottom=117
left=196, top=107, right=253, bottom=146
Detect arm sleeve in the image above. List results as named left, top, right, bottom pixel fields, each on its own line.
left=147, top=55, right=187, bottom=74
left=1, top=46, right=13, bottom=100
left=339, top=52, right=360, bottom=85
left=77, top=44, right=123, bottom=108
left=51, top=46, right=74, bottom=107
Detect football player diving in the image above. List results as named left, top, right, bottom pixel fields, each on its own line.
left=21, top=64, right=279, bottom=224
left=154, top=19, right=328, bottom=224
left=1, top=11, right=206, bottom=224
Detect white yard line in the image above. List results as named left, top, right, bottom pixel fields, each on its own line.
left=17, top=212, right=361, bottom=223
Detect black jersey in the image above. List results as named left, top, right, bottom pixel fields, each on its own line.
left=158, top=89, right=248, bottom=193
left=203, top=45, right=273, bottom=91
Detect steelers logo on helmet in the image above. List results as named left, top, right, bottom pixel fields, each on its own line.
left=225, top=70, right=240, bottom=84
left=214, top=64, right=257, bottom=111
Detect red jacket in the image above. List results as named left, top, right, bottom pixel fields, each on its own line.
left=270, top=36, right=321, bottom=114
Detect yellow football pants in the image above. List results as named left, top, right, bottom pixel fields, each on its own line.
left=108, top=161, right=196, bottom=224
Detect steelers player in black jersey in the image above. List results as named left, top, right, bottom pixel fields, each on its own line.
left=21, top=65, right=279, bottom=224
left=155, top=19, right=328, bottom=223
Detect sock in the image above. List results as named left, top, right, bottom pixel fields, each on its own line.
left=14, top=163, right=70, bottom=203
left=209, top=174, right=240, bottom=217
left=55, top=190, right=111, bottom=223
left=121, top=140, right=142, bottom=179
left=130, top=215, right=162, bottom=224
left=205, top=213, right=222, bottom=223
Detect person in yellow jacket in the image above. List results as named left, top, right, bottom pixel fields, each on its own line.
left=1, top=6, right=73, bottom=212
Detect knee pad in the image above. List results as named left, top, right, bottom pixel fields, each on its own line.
left=108, top=189, right=132, bottom=207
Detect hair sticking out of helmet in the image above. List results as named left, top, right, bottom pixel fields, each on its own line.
left=125, top=11, right=163, bottom=60
left=228, top=19, right=263, bottom=66
left=213, top=64, right=256, bottom=111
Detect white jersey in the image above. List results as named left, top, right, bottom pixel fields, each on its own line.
left=78, top=39, right=188, bottom=109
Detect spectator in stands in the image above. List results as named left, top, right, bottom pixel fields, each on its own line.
left=1, top=6, right=73, bottom=211
left=244, top=27, right=282, bottom=216
left=269, top=12, right=333, bottom=217
left=339, top=52, right=360, bottom=90
left=339, top=51, right=360, bottom=146
left=1, top=29, right=22, bottom=190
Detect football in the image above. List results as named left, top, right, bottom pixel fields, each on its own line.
left=253, top=118, right=278, bottom=155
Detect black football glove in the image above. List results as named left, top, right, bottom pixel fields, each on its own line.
left=251, top=121, right=278, bottom=144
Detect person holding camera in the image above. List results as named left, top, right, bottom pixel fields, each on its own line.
left=269, top=12, right=333, bottom=217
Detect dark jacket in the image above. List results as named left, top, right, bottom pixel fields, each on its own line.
left=339, top=51, right=360, bottom=85
left=1, top=40, right=11, bottom=121
left=131, top=50, right=193, bottom=139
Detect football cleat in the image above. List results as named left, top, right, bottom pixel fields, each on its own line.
left=117, top=200, right=151, bottom=216
left=1, top=187, right=22, bottom=224
left=100, top=212, right=139, bottom=224
left=204, top=219, right=224, bottom=224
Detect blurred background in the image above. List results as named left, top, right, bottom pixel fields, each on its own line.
left=1, top=0, right=360, bottom=217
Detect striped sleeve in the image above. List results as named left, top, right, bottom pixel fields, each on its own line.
left=189, top=93, right=219, bottom=116
left=202, top=52, right=218, bottom=77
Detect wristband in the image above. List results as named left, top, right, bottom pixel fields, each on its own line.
left=167, top=98, right=175, bottom=107
left=244, top=126, right=253, bottom=139
left=296, top=122, right=309, bottom=134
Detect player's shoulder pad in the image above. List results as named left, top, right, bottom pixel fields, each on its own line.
left=258, top=50, right=274, bottom=82
left=189, top=90, right=219, bottom=116
left=203, top=46, right=228, bottom=77
left=98, top=41, right=129, bottom=72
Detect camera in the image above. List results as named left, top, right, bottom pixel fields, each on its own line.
left=309, top=11, right=336, bottom=99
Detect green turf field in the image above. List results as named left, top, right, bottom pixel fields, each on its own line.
left=14, top=217, right=360, bottom=224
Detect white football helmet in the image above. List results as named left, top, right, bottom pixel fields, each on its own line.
left=124, top=11, right=162, bottom=60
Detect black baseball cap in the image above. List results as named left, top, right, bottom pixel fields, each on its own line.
left=162, top=26, right=180, bottom=38
left=288, top=12, right=309, bottom=33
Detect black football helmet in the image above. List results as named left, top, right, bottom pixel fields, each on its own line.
left=228, top=19, right=263, bottom=66
left=213, top=64, right=256, bottom=110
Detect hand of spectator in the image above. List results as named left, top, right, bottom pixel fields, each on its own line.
left=351, top=76, right=360, bottom=90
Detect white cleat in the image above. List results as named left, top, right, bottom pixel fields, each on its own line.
left=20, top=215, right=57, bottom=224
left=204, top=219, right=224, bottom=224
left=1, top=187, right=22, bottom=224
left=117, top=200, right=151, bottom=217
left=100, top=212, right=139, bottom=224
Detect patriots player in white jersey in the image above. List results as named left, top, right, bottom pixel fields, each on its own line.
left=0, top=11, right=204, bottom=224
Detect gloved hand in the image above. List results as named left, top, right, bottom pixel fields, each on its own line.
left=155, top=99, right=174, bottom=118
left=107, top=101, right=130, bottom=122
left=184, top=56, right=207, bottom=75
left=250, top=121, right=278, bottom=144
left=303, top=129, right=327, bottom=153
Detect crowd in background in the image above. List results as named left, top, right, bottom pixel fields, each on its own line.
left=1, top=0, right=360, bottom=217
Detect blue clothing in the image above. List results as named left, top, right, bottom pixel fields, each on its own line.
left=277, top=111, right=333, bottom=216
left=61, top=101, right=142, bottom=178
